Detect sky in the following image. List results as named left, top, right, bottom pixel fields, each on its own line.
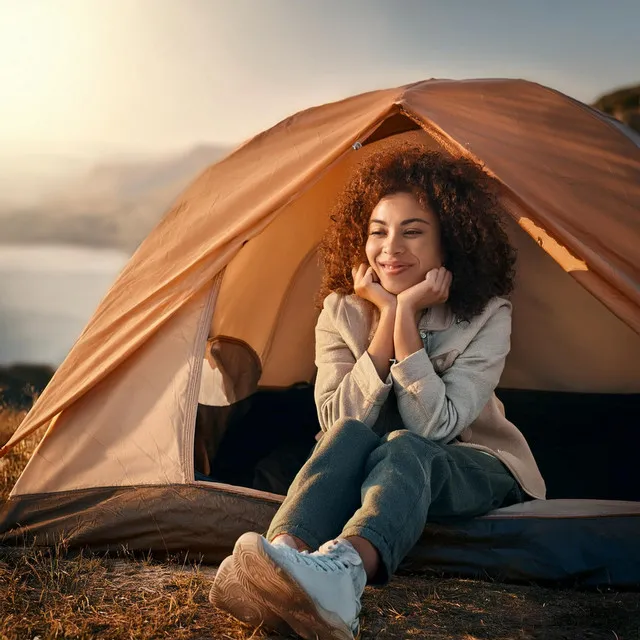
left=0, top=0, right=639, bottom=157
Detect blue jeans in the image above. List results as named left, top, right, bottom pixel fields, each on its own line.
left=267, top=418, right=523, bottom=583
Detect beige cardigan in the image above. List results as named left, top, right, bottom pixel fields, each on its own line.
left=314, top=292, right=546, bottom=500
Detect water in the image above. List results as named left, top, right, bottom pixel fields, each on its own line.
left=0, top=245, right=130, bottom=366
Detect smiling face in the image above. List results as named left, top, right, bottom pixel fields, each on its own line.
left=365, top=192, right=444, bottom=295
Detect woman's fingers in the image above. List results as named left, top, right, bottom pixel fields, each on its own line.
left=432, top=267, right=444, bottom=289
left=440, top=269, right=453, bottom=301
left=444, top=269, right=453, bottom=290
left=363, top=266, right=374, bottom=284
left=439, top=267, right=451, bottom=289
left=422, top=267, right=452, bottom=302
left=353, top=263, right=374, bottom=289
left=425, top=268, right=438, bottom=287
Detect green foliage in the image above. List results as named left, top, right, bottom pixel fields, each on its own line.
left=592, top=84, right=640, bottom=133
left=593, top=84, right=640, bottom=114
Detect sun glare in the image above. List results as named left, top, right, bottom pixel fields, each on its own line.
left=0, top=1, right=101, bottom=151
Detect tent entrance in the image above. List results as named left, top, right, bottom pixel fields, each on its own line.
left=193, top=386, right=640, bottom=502
left=194, top=384, right=318, bottom=495
left=198, top=123, right=640, bottom=505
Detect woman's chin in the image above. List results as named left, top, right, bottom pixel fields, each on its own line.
left=380, top=280, right=415, bottom=296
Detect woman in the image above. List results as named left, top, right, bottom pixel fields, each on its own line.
left=210, top=148, right=545, bottom=640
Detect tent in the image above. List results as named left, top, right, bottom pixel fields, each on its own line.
left=1, top=78, right=639, bottom=587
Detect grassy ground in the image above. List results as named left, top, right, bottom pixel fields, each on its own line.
left=1, top=406, right=639, bottom=640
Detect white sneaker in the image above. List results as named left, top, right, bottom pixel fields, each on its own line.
left=233, top=532, right=367, bottom=640
left=209, top=554, right=291, bottom=634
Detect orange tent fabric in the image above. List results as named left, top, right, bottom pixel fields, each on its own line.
left=2, top=78, right=639, bottom=457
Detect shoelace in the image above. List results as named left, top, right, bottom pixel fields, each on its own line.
left=283, top=545, right=353, bottom=574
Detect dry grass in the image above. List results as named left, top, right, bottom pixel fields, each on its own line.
left=1, top=406, right=639, bottom=640
left=0, top=406, right=32, bottom=502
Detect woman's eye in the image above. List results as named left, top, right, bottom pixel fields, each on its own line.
left=369, top=229, right=422, bottom=236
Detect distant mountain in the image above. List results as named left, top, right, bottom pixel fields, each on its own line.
left=592, top=84, right=640, bottom=133
left=0, top=144, right=231, bottom=252
left=73, top=144, right=230, bottom=204
left=0, top=153, right=92, bottom=208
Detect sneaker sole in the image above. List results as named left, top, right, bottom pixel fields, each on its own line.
left=209, top=555, right=291, bottom=635
left=234, top=533, right=357, bottom=640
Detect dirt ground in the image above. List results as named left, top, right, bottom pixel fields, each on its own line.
left=1, top=544, right=638, bottom=640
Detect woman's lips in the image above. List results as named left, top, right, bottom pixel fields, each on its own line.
left=380, top=263, right=410, bottom=276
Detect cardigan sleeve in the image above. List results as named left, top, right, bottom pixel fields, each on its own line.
left=390, top=299, right=512, bottom=442
left=313, top=296, right=392, bottom=432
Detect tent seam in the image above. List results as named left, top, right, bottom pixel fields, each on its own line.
left=181, top=272, right=223, bottom=483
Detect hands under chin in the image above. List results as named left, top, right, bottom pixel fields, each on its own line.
left=397, top=267, right=453, bottom=316
left=352, top=264, right=397, bottom=312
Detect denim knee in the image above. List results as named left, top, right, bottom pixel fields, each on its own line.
left=367, top=429, right=450, bottom=480
left=326, top=416, right=368, bottom=434
left=383, top=428, right=420, bottom=444
left=318, top=417, right=379, bottom=447
left=382, top=429, right=446, bottom=455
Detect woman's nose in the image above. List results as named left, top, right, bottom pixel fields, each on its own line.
left=382, top=233, right=404, bottom=255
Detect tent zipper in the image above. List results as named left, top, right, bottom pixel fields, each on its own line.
left=182, top=271, right=223, bottom=483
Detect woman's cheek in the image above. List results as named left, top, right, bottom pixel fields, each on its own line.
left=365, top=252, right=377, bottom=276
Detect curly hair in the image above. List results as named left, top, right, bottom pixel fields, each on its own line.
left=318, top=147, right=516, bottom=321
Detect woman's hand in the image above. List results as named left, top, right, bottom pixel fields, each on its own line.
left=397, top=267, right=452, bottom=316
left=352, top=264, right=397, bottom=312
left=353, top=264, right=397, bottom=380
